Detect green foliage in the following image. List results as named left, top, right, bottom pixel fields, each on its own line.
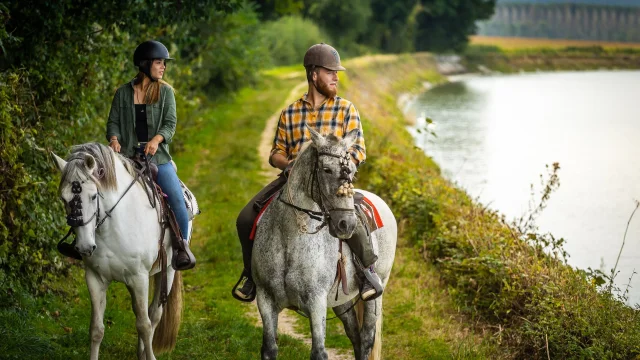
left=260, top=16, right=330, bottom=66
left=364, top=0, right=420, bottom=53
left=414, top=0, right=497, bottom=52
left=303, top=0, right=373, bottom=54
left=0, top=0, right=268, bottom=293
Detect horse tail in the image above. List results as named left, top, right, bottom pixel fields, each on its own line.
left=370, top=301, right=383, bottom=360
left=153, top=271, right=183, bottom=354
left=355, top=296, right=383, bottom=360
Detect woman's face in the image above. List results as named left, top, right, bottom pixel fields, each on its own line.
left=150, top=59, right=166, bottom=79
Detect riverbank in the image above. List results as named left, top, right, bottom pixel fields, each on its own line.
left=462, top=36, right=640, bottom=74
left=343, top=54, right=640, bottom=358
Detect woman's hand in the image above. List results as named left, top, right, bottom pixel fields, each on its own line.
left=144, top=135, right=164, bottom=156
left=109, top=139, right=121, bottom=153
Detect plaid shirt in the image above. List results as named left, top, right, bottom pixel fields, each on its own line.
left=270, top=94, right=366, bottom=166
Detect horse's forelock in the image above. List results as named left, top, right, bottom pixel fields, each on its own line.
left=61, top=142, right=119, bottom=192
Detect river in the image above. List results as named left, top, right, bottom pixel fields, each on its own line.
left=408, top=70, right=640, bottom=304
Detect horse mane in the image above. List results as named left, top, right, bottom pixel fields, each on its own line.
left=60, top=142, right=137, bottom=192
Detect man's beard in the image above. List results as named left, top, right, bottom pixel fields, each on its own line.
left=315, top=78, right=337, bottom=98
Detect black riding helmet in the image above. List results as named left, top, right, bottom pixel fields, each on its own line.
left=133, top=40, right=174, bottom=81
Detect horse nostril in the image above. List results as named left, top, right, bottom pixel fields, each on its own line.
left=92, top=245, right=97, bottom=251
left=338, top=220, right=347, bottom=231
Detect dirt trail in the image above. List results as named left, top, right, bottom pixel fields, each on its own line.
left=251, top=79, right=351, bottom=360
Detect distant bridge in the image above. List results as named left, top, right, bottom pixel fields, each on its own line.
left=478, top=4, right=640, bottom=42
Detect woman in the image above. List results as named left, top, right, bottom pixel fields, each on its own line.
left=106, top=40, right=195, bottom=270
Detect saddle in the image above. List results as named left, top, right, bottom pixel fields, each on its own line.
left=130, top=154, right=200, bottom=221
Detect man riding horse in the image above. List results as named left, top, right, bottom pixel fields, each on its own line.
left=233, top=43, right=383, bottom=302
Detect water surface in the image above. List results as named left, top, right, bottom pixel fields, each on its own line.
left=409, top=71, right=640, bottom=303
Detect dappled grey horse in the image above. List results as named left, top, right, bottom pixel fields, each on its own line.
left=252, top=127, right=397, bottom=360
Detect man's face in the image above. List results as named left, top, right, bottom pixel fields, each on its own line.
left=314, top=67, right=339, bottom=98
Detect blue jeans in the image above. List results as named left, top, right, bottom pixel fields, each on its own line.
left=157, top=163, right=189, bottom=241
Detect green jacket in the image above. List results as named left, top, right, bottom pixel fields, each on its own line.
left=106, top=80, right=177, bottom=165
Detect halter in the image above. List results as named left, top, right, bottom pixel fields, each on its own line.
left=279, top=148, right=355, bottom=234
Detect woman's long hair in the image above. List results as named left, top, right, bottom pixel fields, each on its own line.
left=134, top=61, right=173, bottom=104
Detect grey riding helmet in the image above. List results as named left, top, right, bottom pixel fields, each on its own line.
left=133, top=40, right=174, bottom=81
left=303, top=43, right=346, bottom=72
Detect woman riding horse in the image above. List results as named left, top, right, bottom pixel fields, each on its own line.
left=233, top=43, right=383, bottom=302
left=59, top=40, right=195, bottom=269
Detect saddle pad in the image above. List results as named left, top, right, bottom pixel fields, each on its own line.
left=355, top=192, right=384, bottom=231
left=249, top=192, right=278, bottom=241
left=180, top=180, right=200, bottom=221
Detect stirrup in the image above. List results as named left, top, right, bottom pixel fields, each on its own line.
left=360, top=268, right=383, bottom=301
left=232, top=271, right=256, bottom=303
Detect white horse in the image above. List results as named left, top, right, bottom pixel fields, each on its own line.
left=52, top=142, right=185, bottom=360
left=252, top=128, right=398, bottom=359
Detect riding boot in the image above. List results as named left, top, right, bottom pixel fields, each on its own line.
left=171, top=234, right=196, bottom=271
left=57, top=239, right=82, bottom=260
left=346, top=214, right=383, bottom=301
left=232, top=268, right=256, bottom=302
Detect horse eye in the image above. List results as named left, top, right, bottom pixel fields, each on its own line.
left=91, top=194, right=97, bottom=200
left=323, top=168, right=333, bottom=174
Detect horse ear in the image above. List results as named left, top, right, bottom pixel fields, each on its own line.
left=307, top=125, right=326, bottom=148
left=343, top=128, right=359, bottom=149
left=306, top=125, right=327, bottom=148
left=84, top=154, right=96, bottom=172
left=51, top=152, right=67, bottom=172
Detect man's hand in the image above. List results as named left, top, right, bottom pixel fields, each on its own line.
left=109, top=138, right=121, bottom=153
left=284, top=160, right=294, bottom=178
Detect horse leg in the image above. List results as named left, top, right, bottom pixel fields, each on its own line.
left=359, top=297, right=382, bottom=359
left=256, top=289, right=280, bottom=360
left=86, top=269, right=108, bottom=360
left=126, top=275, right=156, bottom=360
left=308, top=300, right=329, bottom=360
left=332, top=301, right=363, bottom=359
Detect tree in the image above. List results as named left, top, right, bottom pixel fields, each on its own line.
left=414, top=0, right=496, bottom=52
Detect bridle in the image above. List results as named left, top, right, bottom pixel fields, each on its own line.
left=279, top=148, right=355, bottom=234
left=60, top=153, right=156, bottom=243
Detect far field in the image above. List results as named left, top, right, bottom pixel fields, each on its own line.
left=470, top=35, right=640, bottom=50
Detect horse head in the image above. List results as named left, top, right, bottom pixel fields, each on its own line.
left=52, top=143, right=117, bottom=257
left=304, top=126, right=360, bottom=239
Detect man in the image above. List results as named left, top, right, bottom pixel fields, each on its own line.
left=232, top=43, right=382, bottom=302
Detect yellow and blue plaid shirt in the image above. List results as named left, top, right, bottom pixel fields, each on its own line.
left=270, top=94, right=366, bottom=166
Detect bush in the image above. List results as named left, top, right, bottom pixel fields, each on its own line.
left=260, top=16, right=330, bottom=67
